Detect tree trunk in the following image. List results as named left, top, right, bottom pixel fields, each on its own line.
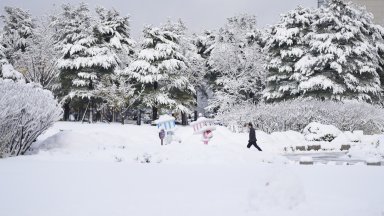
left=118, top=108, right=123, bottom=125
left=89, top=100, right=93, bottom=123
left=152, top=81, right=158, bottom=121
left=194, top=111, right=198, bottom=121
left=152, top=106, right=158, bottom=121
left=181, top=112, right=188, bottom=125
left=137, top=109, right=142, bottom=125
left=63, top=102, right=70, bottom=121
left=112, top=107, right=116, bottom=122
left=77, top=109, right=80, bottom=121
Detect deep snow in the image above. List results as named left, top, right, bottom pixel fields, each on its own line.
left=0, top=122, right=383, bottom=216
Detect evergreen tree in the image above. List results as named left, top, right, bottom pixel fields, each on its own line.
left=52, top=3, right=117, bottom=97
left=52, top=3, right=136, bottom=122
left=297, top=0, right=384, bottom=102
left=93, top=6, right=137, bottom=122
left=94, top=6, right=135, bottom=67
left=263, top=6, right=314, bottom=102
left=163, top=19, right=204, bottom=124
left=208, top=14, right=266, bottom=113
left=0, top=6, right=35, bottom=63
left=50, top=4, right=109, bottom=121
left=126, top=21, right=195, bottom=120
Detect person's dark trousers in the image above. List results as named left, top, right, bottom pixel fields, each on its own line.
left=247, top=141, right=262, bottom=151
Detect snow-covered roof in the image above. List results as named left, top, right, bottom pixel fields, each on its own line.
left=190, top=117, right=214, bottom=126
left=153, top=114, right=175, bottom=124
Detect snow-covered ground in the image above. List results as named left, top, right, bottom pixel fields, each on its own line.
left=24, top=122, right=288, bottom=164
left=0, top=122, right=383, bottom=216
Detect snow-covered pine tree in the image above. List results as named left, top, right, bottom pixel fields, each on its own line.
left=127, top=21, right=195, bottom=121
left=163, top=19, right=205, bottom=124
left=94, top=6, right=135, bottom=68
left=51, top=3, right=97, bottom=121
left=296, top=0, right=384, bottom=102
left=0, top=6, right=35, bottom=64
left=52, top=4, right=135, bottom=122
left=52, top=3, right=119, bottom=98
left=263, top=6, right=314, bottom=102
left=208, top=14, right=266, bottom=114
left=92, top=6, right=137, bottom=123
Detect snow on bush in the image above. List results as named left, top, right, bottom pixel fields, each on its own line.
left=303, top=122, right=341, bottom=142
left=215, top=99, right=384, bottom=134
left=1, top=63, right=24, bottom=81
left=0, top=79, right=62, bottom=157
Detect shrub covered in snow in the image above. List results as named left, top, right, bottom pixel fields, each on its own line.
left=0, top=79, right=62, bottom=157
left=1, top=63, right=24, bottom=81
left=215, top=99, right=384, bottom=134
left=303, top=122, right=341, bottom=142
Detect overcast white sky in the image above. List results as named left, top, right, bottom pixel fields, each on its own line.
left=0, top=0, right=317, bottom=38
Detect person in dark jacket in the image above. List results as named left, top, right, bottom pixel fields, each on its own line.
left=247, top=122, right=262, bottom=151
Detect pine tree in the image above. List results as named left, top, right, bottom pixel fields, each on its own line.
left=296, top=0, right=384, bottom=102
left=52, top=3, right=116, bottom=122
left=0, top=6, right=35, bottom=64
left=126, top=21, right=195, bottom=120
left=94, top=6, right=135, bottom=67
left=52, top=3, right=136, bottom=122
left=263, top=6, right=314, bottom=102
left=93, top=6, right=137, bottom=122
left=208, top=14, right=266, bottom=113
left=52, top=3, right=118, bottom=97
left=163, top=19, right=204, bottom=124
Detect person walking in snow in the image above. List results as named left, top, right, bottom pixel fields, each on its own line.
left=247, top=122, right=262, bottom=151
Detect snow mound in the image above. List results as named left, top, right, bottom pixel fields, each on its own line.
left=303, top=122, right=341, bottom=142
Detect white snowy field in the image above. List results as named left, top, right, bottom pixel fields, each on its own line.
left=0, top=122, right=383, bottom=216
